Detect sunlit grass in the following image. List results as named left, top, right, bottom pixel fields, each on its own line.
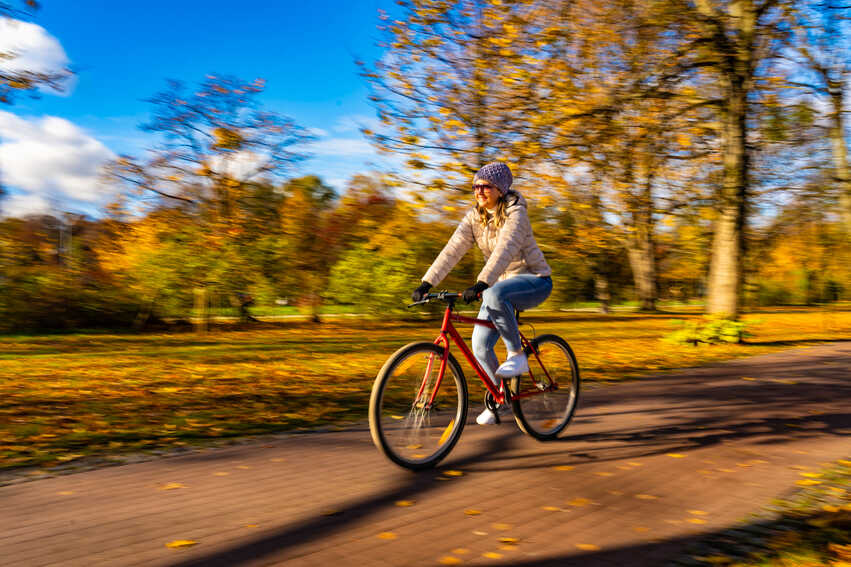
left=0, top=308, right=848, bottom=470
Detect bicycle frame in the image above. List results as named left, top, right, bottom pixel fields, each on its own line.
left=422, top=302, right=557, bottom=409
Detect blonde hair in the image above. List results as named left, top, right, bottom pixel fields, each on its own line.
left=475, top=191, right=516, bottom=229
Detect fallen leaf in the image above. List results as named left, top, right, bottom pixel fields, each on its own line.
left=686, top=518, right=707, bottom=524
left=395, top=500, right=415, bottom=507
left=269, top=457, right=285, bottom=463
left=166, top=540, right=198, bottom=549
left=595, top=472, right=614, bottom=477
left=473, top=530, right=488, bottom=536
left=632, top=526, right=650, bottom=533
left=213, top=472, right=229, bottom=476
left=541, top=506, right=560, bottom=512
left=377, top=532, right=397, bottom=540
left=688, top=510, right=708, bottom=516
left=499, top=537, right=519, bottom=544
left=666, top=453, right=686, bottom=458
left=245, top=524, right=259, bottom=528
left=797, top=479, right=822, bottom=486
left=635, top=494, right=658, bottom=500
left=159, top=482, right=185, bottom=490
left=822, top=504, right=840, bottom=513
left=438, top=556, right=462, bottom=565
left=237, top=465, right=251, bottom=470
left=800, top=472, right=823, bottom=478
left=451, top=548, right=470, bottom=555
left=492, top=523, right=512, bottom=530
left=828, top=543, right=851, bottom=559
left=576, top=544, right=601, bottom=551
left=444, top=470, right=464, bottom=477
left=57, top=491, right=74, bottom=496
left=482, top=552, right=503, bottom=559
left=553, top=465, right=574, bottom=471
left=464, top=509, right=482, bottom=516
left=567, top=497, right=592, bottom=507
left=438, top=420, right=456, bottom=445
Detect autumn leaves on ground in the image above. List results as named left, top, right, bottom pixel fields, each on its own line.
left=1, top=308, right=848, bottom=473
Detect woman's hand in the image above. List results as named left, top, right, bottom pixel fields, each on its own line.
left=411, top=281, right=432, bottom=302
left=462, top=281, right=489, bottom=303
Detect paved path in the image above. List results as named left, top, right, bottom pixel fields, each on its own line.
left=3, top=342, right=850, bottom=567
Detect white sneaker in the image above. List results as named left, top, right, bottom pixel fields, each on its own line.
left=476, top=408, right=498, bottom=425
left=496, top=353, right=529, bottom=378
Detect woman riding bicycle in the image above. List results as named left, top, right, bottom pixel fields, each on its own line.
left=411, top=162, right=552, bottom=425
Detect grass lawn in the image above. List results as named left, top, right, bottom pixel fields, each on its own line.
left=1, top=308, right=849, bottom=472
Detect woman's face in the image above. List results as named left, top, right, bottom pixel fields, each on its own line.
left=473, top=180, right=501, bottom=209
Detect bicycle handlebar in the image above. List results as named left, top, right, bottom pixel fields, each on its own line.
left=407, top=291, right=462, bottom=308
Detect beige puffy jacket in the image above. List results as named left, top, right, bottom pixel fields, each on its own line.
left=423, top=192, right=551, bottom=287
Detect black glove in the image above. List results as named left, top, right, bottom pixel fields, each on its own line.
left=462, top=281, right=489, bottom=303
left=411, top=281, right=432, bottom=302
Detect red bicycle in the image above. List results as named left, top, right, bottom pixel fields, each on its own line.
left=369, top=291, right=580, bottom=470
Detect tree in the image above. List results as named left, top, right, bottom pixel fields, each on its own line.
left=361, top=0, right=560, bottom=206
left=108, top=75, right=311, bottom=216
left=663, top=0, right=790, bottom=318
left=783, top=0, right=851, bottom=235
left=104, top=75, right=313, bottom=313
left=0, top=1, right=71, bottom=105
left=279, top=175, right=336, bottom=319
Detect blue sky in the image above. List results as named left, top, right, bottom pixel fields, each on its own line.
left=0, top=0, right=398, bottom=216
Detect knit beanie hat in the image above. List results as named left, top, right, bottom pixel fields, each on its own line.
left=473, top=162, right=513, bottom=194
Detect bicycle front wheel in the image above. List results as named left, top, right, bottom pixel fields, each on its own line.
left=369, top=342, right=468, bottom=470
left=510, top=334, right=580, bottom=440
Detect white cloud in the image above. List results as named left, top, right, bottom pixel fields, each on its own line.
left=0, top=18, right=73, bottom=94
left=307, top=136, right=377, bottom=158
left=0, top=111, right=116, bottom=216
left=207, top=150, right=273, bottom=180
left=332, top=114, right=381, bottom=134
left=306, top=126, right=328, bottom=137
left=0, top=193, right=50, bottom=217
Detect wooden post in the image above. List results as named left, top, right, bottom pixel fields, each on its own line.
left=194, top=286, right=208, bottom=333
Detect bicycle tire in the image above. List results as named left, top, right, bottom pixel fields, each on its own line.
left=510, top=334, right=580, bottom=440
left=369, top=342, right=468, bottom=470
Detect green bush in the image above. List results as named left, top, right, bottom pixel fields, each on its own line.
left=663, top=315, right=755, bottom=345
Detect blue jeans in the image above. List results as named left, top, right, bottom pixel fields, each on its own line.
left=472, top=275, right=552, bottom=386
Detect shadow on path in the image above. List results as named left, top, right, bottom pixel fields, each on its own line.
left=169, top=431, right=518, bottom=567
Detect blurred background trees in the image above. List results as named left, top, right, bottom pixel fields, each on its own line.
left=0, top=0, right=849, bottom=331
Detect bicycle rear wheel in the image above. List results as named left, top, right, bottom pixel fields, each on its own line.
left=369, top=342, right=467, bottom=470
left=510, top=334, right=580, bottom=440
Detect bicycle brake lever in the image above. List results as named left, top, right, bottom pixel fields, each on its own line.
left=407, top=299, right=430, bottom=308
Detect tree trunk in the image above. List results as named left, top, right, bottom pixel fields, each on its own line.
left=828, top=90, right=851, bottom=236
left=627, top=238, right=656, bottom=311
left=595, top=274, right=611, bottom=314
left=626, top=176, right=657, bottom=311
left=707, top=79, right=748, bottom=318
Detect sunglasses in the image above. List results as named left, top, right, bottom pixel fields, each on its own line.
left=472, top=183, right=496, bottom=192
